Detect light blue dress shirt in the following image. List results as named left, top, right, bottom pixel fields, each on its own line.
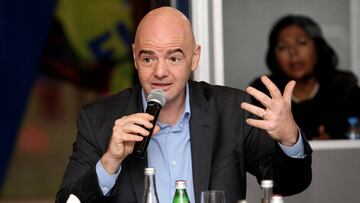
left=95, top=83, right=305, bottom=202
left=146, top=85, right=194, bottom=203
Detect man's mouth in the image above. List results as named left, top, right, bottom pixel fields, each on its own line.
left=151, top=83, right=171, bottom=90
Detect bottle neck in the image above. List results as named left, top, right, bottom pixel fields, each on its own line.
left=144, top=174, right=157, bottom=191
left=173, top=188, right=190, bottom=203
left=175, top=188, right=188, bottom=196
left=262, top=187, right=273, bottom=203
left=143, top=174, right=159, bottom=203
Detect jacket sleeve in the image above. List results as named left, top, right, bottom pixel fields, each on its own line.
left=55, top=108, right=107, bottom=203
left=243, top=94, right=312, bottom=196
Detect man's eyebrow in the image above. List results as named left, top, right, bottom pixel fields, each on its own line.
left=167, top=48, right=184, bottom=55
left=138, top=50, right=155, bottom=56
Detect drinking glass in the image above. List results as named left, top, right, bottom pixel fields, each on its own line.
left=200, top=190, right=225, bottom=203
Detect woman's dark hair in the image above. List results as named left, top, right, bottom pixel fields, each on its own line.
left=266, top=14, right=338, bottom=82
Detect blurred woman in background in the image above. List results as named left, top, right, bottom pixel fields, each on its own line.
left=250, top=14, right=360, bottom=140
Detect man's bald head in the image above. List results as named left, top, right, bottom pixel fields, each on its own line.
left=131, top=7, right=201, bottom=105
left=134, top=7, right=196, bottom=47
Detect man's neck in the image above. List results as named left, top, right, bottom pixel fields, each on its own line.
left=158, top=93, right=186, bottom=126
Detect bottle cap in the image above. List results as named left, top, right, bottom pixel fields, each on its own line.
left=175, top=180, right=187, bottom=189
left=144, top=167, right=155, bottom=175
left=270, top=195, right=284, bottom=203
left=348, top=117, right=359, bottom=126
left=261, top=180, right=273, bottom=188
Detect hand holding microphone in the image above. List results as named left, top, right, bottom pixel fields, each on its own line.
left=133, top=89, right=166, bottom=159
left=101, top=89, right=166, bottom=173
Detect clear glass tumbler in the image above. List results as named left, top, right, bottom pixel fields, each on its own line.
left=200, top=190, right=225, bottom=203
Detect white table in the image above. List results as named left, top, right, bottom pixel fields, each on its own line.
left=246, top=140, right=360, bottom=203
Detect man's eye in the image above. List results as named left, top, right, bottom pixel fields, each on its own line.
left=169, top=56, right=182, bottom=64
left=143, top=57, right=152, bottom=63
left=171, top=57, right=179, bottom=62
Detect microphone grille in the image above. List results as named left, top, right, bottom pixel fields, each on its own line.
left=147, top=89, right=166, bottom=107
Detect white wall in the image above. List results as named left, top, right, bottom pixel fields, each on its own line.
left=223, top=0, right=354, bottom=89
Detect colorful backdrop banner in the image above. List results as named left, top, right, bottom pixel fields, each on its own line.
left=56, top=0, right=134, bottom=92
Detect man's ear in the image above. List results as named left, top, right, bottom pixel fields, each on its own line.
left=191, top=44, right=201, bottom=71
left=132, top=43, right=138, bottom=69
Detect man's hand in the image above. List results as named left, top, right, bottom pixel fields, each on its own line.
left=100, top=113, right=160, bottom=174
left=240, top=76, right=298, bottom=147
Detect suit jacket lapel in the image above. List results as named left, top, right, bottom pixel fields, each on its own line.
left=124, top=85, right=148, bottom=203
left=126, top=82, right=214, bottom=203
left=189, top=81, right=214, bottom=203
left=128, top=156, right=147, bottom=202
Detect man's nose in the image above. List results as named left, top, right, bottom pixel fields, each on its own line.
left=154, top=60, right=168, bottom=78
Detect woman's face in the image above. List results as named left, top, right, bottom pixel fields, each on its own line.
left=275, top=25, right=317, bottom=81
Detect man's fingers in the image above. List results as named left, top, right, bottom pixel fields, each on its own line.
left=246, top=86, right=272, bottom=108
left=113, top=122, right=152, bottom=136
left=240, top=102, right=266, bottom=119
left=245, top=118, right=267, bottom=130
left=261, top=75, right=282, bottom=99
left=113, top=133, right=143, bottom=144
left=129, top=124, right=152, bottom=136
left=152, top=125, right=161, bottom=136
left=283, top=80, right=296, bottom=105
left=115, top=113, right=154, bottom=129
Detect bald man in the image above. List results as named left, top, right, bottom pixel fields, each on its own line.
left=56, top=7, right=312, bottom=203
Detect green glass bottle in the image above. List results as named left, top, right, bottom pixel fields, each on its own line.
left=172, top=180, right=190, bottom=203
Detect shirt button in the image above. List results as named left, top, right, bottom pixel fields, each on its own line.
left=171, top=161, right=176, bottom=165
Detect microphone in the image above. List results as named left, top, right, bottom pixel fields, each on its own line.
left=133, top=89, right=166, bottom=159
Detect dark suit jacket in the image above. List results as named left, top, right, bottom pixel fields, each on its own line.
left=56, top=81, right=312, bottom=203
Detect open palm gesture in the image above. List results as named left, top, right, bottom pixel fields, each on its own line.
left=241, top=76, right=298, bottom=146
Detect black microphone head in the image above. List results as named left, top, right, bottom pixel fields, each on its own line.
left=147, top=89, right=166, bottom=107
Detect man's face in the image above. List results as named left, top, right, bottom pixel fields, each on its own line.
left=133, top=17, right=200, bottom=105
